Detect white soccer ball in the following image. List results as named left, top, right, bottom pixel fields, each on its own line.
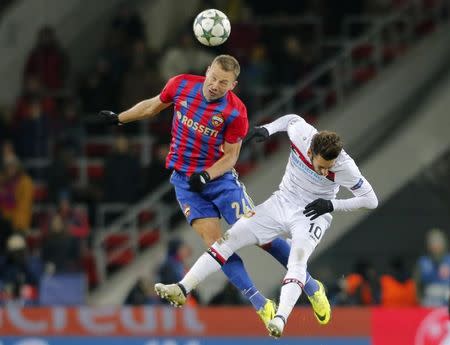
left=193, top=9, right=231, bottom=47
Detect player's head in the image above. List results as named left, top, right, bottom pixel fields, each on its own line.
left=307, top=131, right=343, bottom=176
left=426, top=228, right=447, bottom=258
left=203, top=55, right=239, bottom=101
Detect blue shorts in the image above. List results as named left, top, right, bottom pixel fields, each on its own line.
left=170, top=170, right=255, bottom=225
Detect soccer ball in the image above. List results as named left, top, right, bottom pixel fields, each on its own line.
left=193, top=9, right=231, bottom=47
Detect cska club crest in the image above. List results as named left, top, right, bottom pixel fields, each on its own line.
left=211, top=114, right=225, bottom=127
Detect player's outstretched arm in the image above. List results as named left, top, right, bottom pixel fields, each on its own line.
left=262, top=114, right=301, bottom=135
left=304, top=181, right=378, bottom=220
left=303, top=189, right=378, bottom=220
left=99, top=95, right=171, bottom=125
left=331, top=188, right=378, bottom=212
left=118, top=95, right=171, bottom=123
left=244, top=114, right=302, bottom=144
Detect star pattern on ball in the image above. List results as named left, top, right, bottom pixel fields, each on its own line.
left=212, top=12, right=223, bottom=26
left=202, top=30, right=213, bottom=42
left=197, top=13, right=207, bottom=23
left=194, top=9, right=230, bottom=46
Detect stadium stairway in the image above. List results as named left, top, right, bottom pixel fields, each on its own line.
left=88, top=3, right=450, bottom=304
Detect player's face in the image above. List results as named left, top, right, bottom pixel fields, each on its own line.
left=308, top=151, right=336, bottom=176
left=203, top=63, right=237, bottom=101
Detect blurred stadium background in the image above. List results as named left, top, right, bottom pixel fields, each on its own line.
left=0, top=0, right=449, bottom=344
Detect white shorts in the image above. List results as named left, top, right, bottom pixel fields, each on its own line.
left=227, top=192, right=331, bottom=247
left=212, top=193, right=332, bottom=283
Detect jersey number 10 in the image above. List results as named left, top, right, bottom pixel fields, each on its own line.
left=309, top=223, right=323, bottom=240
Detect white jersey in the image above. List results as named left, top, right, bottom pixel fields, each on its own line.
left=264, top=115, right=375, bottom=207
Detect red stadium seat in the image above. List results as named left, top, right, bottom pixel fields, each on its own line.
left=295, top=86, right=315, bottom=102
left=69, top=165, right=79, bottom=179
left=303, top=113, right=318, bottom=125
left=107, top=247, right=134, bottom=266
left=325, top=90, right=337, bottom=108
left=26, top=231, right=43, bottom=251
left=264, top=138, right=281, bottom=155
left=85, top=142, right=111, bottom=157
left=87, top=164, right=104, bottom=180
left=139, top=229, right=160, bottom=248
left=33, top=184, right=48, bottom=202
left=382, top=43, right=407, bottom=62
left=352, top=43, right=374, bottom=60
left=352, top=66, right=377, bottom=84
left=138, top=210, right=156, bottom=225
left=81, top=250, right=99, bottom=288
left=415, top=19, right=436, bottom=35
left=104, top=233, right=130, bottom=250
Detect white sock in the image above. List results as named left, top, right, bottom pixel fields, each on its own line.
left=179, top=252, right=221, bottom=293
left=276, top=282, right=302, bottom=321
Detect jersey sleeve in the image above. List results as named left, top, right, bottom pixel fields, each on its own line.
left=287, top=115, right=316, bottom=144
left=159, top=74, right=184, bottom=103
left=335, top=157, right=374, bottom=197
left=224, top=109, right=249, bottom=143
left=264, top=114, right=301, bottom=135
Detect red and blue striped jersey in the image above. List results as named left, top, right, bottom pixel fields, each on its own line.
left=159, top=74, right=248, bottom=175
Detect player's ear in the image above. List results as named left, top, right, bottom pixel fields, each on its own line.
left=230, top=80, right=238, bottom=90
left=205, top=65, right=211, bottom=76
left=307, top=148, right=313, bottom=159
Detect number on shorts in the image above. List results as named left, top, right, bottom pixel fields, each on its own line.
left=308, top=223, right=323, bottom=240
left=231, top=199, right=253, bottom=219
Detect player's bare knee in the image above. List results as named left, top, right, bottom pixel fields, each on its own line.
left=206, top=228, right=222, bottom=245
left=201, top=234, right=218, bottom=247
left=192, top=219, right=222, bottom=247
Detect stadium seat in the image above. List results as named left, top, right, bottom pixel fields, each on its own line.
left=87, top=164, right=105, bottom=180
left=69, top=165, right=79, bottom=179
left=25, top=231, right=43, bottom=251
left=85, top=142, right=111, bottom=157
left=264, top=138, right=281, bottom=155
left=352, top=43, right=374, bottom=60
left=33, top=183, right=48, bottom=202
left=107, top=247, right=134, bottom=267
left=104, top=233, right=130, bottom=250
left=325, top=90, right=337, bottom=108
left=295, top=86, right=315, bottom=102
left=415, top=19, right=436, bottom=35
left=138, top=209, right=156, bottom=226
left=138, top=228, right=160, bottom=248
left=352, top=66, right=377, bottom=84
left=81, top=250, right=99, bottom=288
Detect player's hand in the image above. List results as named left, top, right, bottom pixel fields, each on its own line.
left=189, top=171, right=211, bottom=192
left=303, top=198, right=334, bottom=220
left=243, top=126, right=269, bottom=144
left=99, top=110, right=122, bottom=125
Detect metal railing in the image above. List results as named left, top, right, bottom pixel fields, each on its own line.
left=91, top=0, right=450, bottom=283
left=93, top=182, right=176, bottom=282
left=247, top=1, right=449, bottom=127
